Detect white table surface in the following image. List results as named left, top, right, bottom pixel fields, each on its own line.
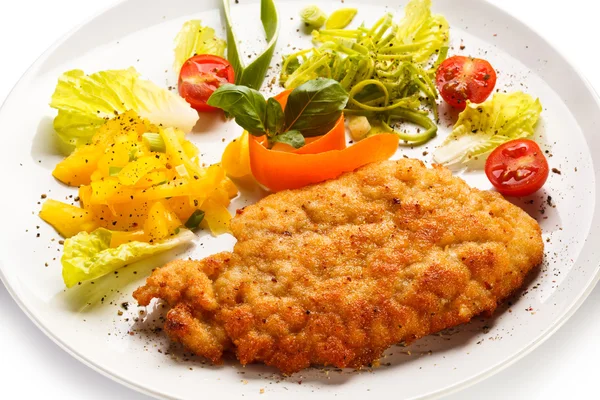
left=1, top=1, right=598, bottom=399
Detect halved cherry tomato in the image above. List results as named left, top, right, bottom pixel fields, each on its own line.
left=178, top=55, right=235, bottom=112
left=436, top=55, right=497, bottom=110
left=485, top=139, right=549, bottom=197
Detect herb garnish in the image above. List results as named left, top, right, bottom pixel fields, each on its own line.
left=207, top=79, right=349, bottom=148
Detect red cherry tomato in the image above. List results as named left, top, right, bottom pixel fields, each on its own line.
left=485, top=139, right=549, bottom=197
left=178, top=55, right=235, bottom=112
left=436, top=56, right=497, bottom=110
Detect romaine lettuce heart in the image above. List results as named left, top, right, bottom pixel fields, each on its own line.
left=50, top=68, right=198, bottom=150
left=434, top=92, right=543, bottom=166
left=62, top=228, right=195, bottom=288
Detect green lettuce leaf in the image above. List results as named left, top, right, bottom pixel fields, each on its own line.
left=395, top=0, right=450, bottom=64
left=62, top=228, right=195, bottom=288
left=173, top=20, right=227, bottom=71
left=433, top=92, right=543, bottom=166
left=50, top=68, right=199, bottom=149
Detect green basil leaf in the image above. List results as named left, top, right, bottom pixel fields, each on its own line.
left=223, top=0, right=280, bottom=90
left=284, top=78, right=349, bottom=137
left=270, top=130, right=305, bottom=149
left=265, top=98, right=285, bottom=136
left=207, top=84, right=267, bottom=135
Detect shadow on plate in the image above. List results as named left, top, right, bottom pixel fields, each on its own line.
left=505, top=187, right=561, bottom=233
left=437, top=101, right=462, bottom=128
left=31, top=116, right=67, bottom=170
left=192, top=111, right=227, bottom=134
left=227, top=174, right=270, bottom=211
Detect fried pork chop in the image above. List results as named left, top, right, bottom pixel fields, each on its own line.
left=134, top=159, right=543, bottom=374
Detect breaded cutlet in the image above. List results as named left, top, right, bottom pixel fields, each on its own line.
left=134, top=159, right=543, bottom=374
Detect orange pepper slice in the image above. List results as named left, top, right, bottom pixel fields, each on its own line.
left=247, top=89, right=400, bottom=192
left=250, top=133, right=399, bottom=192
left=221, top=89, right=347, bottom=178
left=258, top=115, right=346, bottom=154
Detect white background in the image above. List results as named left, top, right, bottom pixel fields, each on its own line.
left=0, top=0, right=598, bottom=399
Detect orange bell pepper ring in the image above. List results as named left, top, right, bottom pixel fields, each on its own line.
left=248, top=90, right=400, bottom=192
left=250, top=133, right=399, bottom=192
left=220, top=90, right=347, bottom=178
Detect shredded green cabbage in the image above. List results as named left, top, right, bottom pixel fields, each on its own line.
left=433, top=92, right=543, bottom=166
left=62, top=228, right=195, bottom=288
left=173, top=20, right=227, bottom=71
left=280, top=0, right=448, bottom=145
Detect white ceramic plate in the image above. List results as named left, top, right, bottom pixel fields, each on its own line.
left=1, top=0, right=599, bottom=399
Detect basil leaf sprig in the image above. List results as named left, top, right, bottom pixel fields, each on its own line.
left=207, top=79, right=349, bottom=149
left=265, top=98, right=285, bottom=135
left=284, top=79, right=348, bottom=137
left=207, top=85, right=267, bottom=135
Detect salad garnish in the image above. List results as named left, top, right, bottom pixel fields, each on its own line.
left=221, top=132, right=252, bottom=179
left=50, top=68, right=199, bottom=150
left=347, top=115, right=371, bottom=141
left=394, top=0, right=449, bottom=63
left=208, top=78, right=349, bottom=148
left=433, top=92, right=542, bottom=166
left=217, top=86, right=398, bottom=192
left=39, top=200, right=97, bottom=238
left=248, top=129, right=399, bottom=192
left=41, top=112, right=236, bottom=286
left=61, top=228, right=195, bottom=288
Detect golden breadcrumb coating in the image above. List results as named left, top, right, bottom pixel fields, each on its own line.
left=134, top=159, right=543, bottom=374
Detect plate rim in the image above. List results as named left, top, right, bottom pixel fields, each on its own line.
left=1, top=0, right=599, bottom=399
